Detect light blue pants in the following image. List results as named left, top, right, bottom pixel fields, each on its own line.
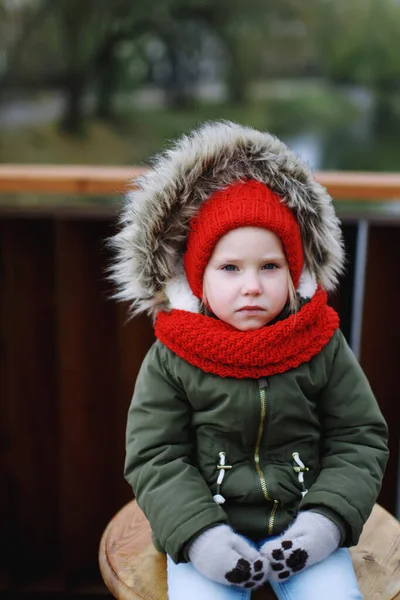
left=167, top=548, right=362, bottom=600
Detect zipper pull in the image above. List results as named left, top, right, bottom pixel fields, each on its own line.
left=258, top=377, right=268, bottom=389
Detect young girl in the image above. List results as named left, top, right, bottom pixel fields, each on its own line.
left=111, top=121, right=388, bottom=600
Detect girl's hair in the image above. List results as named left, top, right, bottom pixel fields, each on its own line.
left=200, top=265, right=301, bottom=319
left=199, top=296, right=213, bottom=318
left=287, top=266, right=300, bottom=314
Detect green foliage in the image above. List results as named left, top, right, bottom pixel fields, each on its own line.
left=2, top=0, right=400, bottom=134
left=0, top=85, right=359, bottom=165
left=311, top=0, right=400, bottom=89
left=263, top=85, right=358, bottom=135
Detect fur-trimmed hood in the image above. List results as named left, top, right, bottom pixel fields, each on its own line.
left=110, top=121, right=344, bottom=319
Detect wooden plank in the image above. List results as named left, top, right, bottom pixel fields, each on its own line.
left=55, top=219, right=121, bottom=578
left=351, top=504, right=400, bottom=600
left=1, top=164, right=400, bottom=199
left=360, top=226, right=400, bottom=514
left=99, top=500, right=167, bottom=600
left=0, top=218, right=59, bottom=584
left=317, top=171, right=400, bottom=200
left=0, top=165, right=145, bottom=195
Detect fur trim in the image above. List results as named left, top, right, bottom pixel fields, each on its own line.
left=110, top=121, right=344, bottom=318
left=297, top=268, right=318, bottom=299
left=165, top=273, right=200, bottom=313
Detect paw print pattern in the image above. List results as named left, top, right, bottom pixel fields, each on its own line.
left=270, top=540, right=309, bottom=580
left=225, top=558, right=265, bottom=588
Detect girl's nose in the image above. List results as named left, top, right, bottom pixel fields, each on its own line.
left=241, top=273, right=262, bottom=295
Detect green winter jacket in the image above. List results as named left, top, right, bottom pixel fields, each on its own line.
left=125, top=329, right=388, bottom=563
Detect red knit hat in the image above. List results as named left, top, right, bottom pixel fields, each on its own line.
left=184, top=179, right=304, bottom=299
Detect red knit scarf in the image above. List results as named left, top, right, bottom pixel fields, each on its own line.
left=155, top=288, right=339, bottom=378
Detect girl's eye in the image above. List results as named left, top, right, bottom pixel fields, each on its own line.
left=262, top=263, right=277, bottom=270
left=221, top=264, right=238, bottom=272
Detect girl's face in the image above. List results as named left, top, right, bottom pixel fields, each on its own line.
left=203, top=227, right=289, bottom=331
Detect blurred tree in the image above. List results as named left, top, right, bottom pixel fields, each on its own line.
left=55, top=0, right=100, bottom=133
left=146, top=0, right=217, bottom=108
left=208, top=0, right=316, bottom=104
left=5, top=0, right=400, bottom=136
left=147, top=3, right=199, bottom=108
left=93, top=33, right=126, bottom=121
left=51, top=0, right=212, bottom=128
left=310, top=0, right=400, bottom=130
left=205, top=0, right=268, bottom=105
left=0, top=0, right=54, bottom=92
left=55, top=0, right=132, bottom=133
left=310, top=0, right=373, bottom=83
left=353, top=0, right=400, bottom=131
left=91, top=0, right=154, bottom=121
left=52, top=0, right=167, bottom=132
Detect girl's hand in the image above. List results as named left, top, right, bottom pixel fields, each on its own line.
left=188, top=524, right=269, bottom=588
left=260, top=511, right=340, bottom=581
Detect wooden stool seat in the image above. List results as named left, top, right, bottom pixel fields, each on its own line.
left=99, top=501, right=400, bottom=600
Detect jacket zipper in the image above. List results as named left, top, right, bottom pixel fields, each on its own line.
left=255, top=378, right=279, bottom=534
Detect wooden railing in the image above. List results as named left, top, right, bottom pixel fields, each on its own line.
left=1, top=164, right=400, bottom=198
left=0, top=165, right=399, bottom=596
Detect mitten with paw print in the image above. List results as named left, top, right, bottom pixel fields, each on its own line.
left=260, top=511, right=341, bottom=581
left=188, top=524, right=270, bottom=589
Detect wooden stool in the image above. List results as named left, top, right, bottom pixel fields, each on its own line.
left=99, top=501, right=400, bottom=600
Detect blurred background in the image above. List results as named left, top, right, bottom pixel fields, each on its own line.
left=2, top=0, right=400, bottom=170
left=1, top=0, right=399, bottom=598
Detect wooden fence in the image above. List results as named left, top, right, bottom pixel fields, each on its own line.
left=0, top=166, right=399, bottom=595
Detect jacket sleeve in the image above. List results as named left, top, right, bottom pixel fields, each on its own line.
left=299, top=330, right=389, bottom=547
left=124, top=341, right=228, bottom=563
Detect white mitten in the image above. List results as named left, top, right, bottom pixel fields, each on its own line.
left=188, top=524, right=270, bottom=589
left=260, top=511, right=341, bottom=581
